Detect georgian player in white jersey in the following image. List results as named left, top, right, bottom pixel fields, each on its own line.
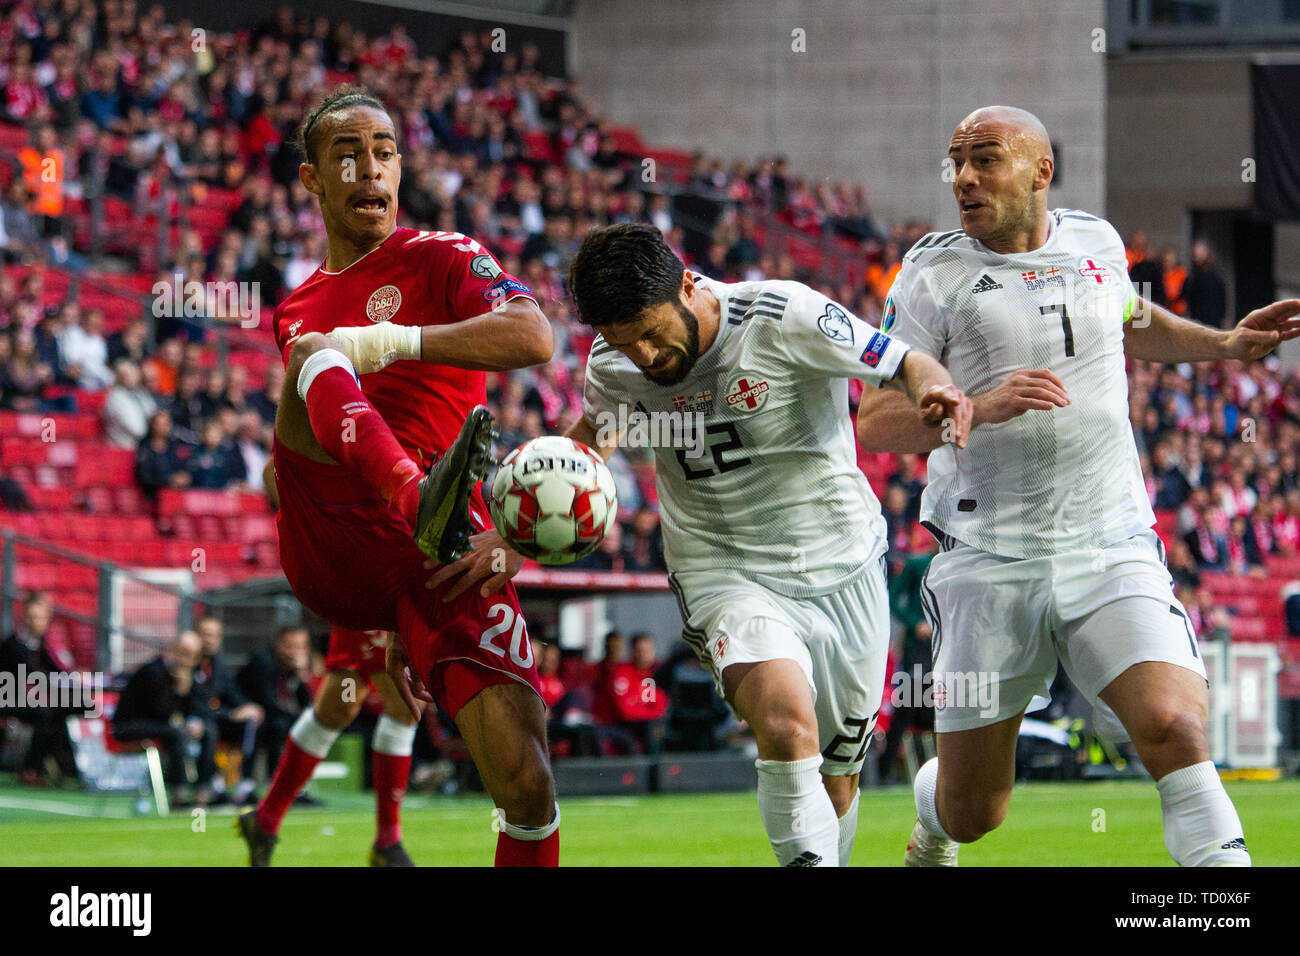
left=860, top=105, right=1300, bottom=867
left=556, top=223, right=970, bottom=866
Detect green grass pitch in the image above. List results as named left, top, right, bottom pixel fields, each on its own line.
left=0, top=778, right=1296, bottom=866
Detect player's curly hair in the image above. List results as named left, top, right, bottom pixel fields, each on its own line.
left=567, top=223, right=685, bottom=328
left=295, top=84, right=389, bottom=165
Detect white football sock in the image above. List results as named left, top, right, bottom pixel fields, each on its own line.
left=837, top=789, right=860, bottom=867
left=297, top=347, right=358, bottom=401
left=289, top=710, right=342, bottom=760
left=755, top=756, right=839, bottom=866
left=500, top=804, right=561, bottom=841
left=1156, top=760, right=1250, bottom=867
left=372, top=714, right=417, bottom=757
left=914, top=756, right=952, bottom=840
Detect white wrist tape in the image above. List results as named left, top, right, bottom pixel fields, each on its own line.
left=326, top=324, right=421, bottom=374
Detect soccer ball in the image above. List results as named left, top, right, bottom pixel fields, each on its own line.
left=489, top=436, right=618, bottom=565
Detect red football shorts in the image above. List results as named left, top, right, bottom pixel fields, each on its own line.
left=273, top=438, right=542, bottom=719
left=324, top=627, right=388, bottom=678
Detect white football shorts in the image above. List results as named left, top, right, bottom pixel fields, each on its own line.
left=919, top=528, right=1207, bottom=741
left=668, top=557, right=890, bottom=776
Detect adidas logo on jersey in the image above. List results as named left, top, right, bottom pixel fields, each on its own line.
left=971, top=274, right=1003, bottom=294
left=785, top=851, right=823, bottom=867
left=1220, top=837, right=1248, bottom=851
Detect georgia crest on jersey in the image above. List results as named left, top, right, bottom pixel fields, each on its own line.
left=582, top=275, right=910, bottom=598
left=883, top=208, right=1151, bottom=559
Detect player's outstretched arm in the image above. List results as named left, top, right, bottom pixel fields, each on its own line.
left=1124, top=295, right=1300, bottom=364
left=857, top=364, right=1067, bottom=453
left=326, top=297, right=553, bottom=374
left=565, top=414, right=619, bottom=462
left=877, top=351, right=972, bottom=449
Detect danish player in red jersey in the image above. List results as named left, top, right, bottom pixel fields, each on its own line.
left=236, top=86, right=560, bottom=867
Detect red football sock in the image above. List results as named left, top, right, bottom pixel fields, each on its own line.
left=301, top=361, right=421, bottom=526
left=372, top=751, right=411, bottom=849
left=495, top=828, right=560, bottom=867
left=256, top=738, right=321, bottom=836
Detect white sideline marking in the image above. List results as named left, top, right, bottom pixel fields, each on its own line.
left=0, top=796, right=132, bottom=818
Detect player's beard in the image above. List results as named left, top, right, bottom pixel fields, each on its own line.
left=644, top=303, right=701, bottom=386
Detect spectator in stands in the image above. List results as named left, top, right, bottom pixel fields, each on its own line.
left=534, top=640, right=566, bottom=712
left=58, top=306, right=112, bottom=391
left=0, top=181, right=42, bottom=262
left=185, top=418, right=247, bottom=490
left=33, top=305, right=75, bottom=387
left=168, top=368, right=207, bottom=440
left=235, top=413, right=270, bottom=493
left=112, top=630, right=218, bottom=802
left=1153, top=440, right=1193, bottom=510
left=1186, top=586, right=1228, bottom=639
left=18, top=125, right=66, bottom=240
left=0, top=593, right=78, bottom=786
left=246, top=362, right=283, bottom=426
left=193, top=616, right=262, bottom=804
left=1, top=326, right=54, bottom=412
left=106, top=318, right=149, bottom=366
left=892, top=453, right=926, bottom=522
left=882, top=483, right=912, bottom=571
left=1166, top=537, right=1202, bottom=590
left=199, top=368, right=230, bottom=421
left=623, top=506, right=666, bottom=572
left=136, top=409, right=191, bottom=499
left=238, top=625, right=314, bottom=777
left=1220, top=470, right=1258, bottom=519
left=1226, top=515, right=1264, bottom=575
left=1185, top=241, right=1227, bottom=328
left=610, top=633, right=669, bottom=755
left=103, top=359, right=157, bottom=448
left=142, top=337, right=182, bottom=398
left=1185, top=498, right=1229, bottom=570
left=570, top=518, right=626, bottom=571
left=1127, top=231, right=1167, bottom=307
left=591, top=630, right=643, bottom=754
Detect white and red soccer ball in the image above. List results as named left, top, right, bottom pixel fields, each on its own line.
left=489, top=436, right=618, bottom=565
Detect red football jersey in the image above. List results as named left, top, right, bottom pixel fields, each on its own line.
left=273, top=227, right=537, bottom=465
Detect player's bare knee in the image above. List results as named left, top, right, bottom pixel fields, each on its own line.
left=941, top=787, right=1010, bottom=843
left=496, top=759, right=554, bottom=826
left=1129, top=704, right=1206, bottom=754
left=946, top=802, right=1007, bottom=844
left=286, top=331, right=332, bottom=379
left=751, top=709, right=819, bottom=760
left=314, top=683, right=364, bottom=729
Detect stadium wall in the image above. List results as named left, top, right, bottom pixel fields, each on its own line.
left=569, top=0, right=1107, bottom=228
left=1105, top=53, right=1252, bottom=250
left=1107, top=51, right=1300, bottom=316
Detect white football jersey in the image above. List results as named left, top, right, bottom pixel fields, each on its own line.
left=583, top=275, right=910, bottom=598
left=882, top=208, right=1151, bottom=559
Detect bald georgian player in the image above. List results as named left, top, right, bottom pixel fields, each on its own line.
left=861, top=105, right=1300, bottom=866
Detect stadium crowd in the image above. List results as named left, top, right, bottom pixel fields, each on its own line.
left=2, top=0, right=1298, bottom=789
left=5, top=0, right=1287, bottom=591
